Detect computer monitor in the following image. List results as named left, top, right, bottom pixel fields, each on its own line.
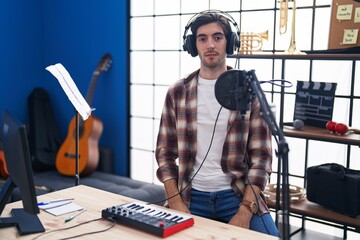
left=0, top=110, right=45, bottom=235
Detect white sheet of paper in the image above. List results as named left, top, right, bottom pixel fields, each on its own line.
left=38, top=200, right=73, bottom=210
left=42, top=202, right=84, bottom=216
left=46, top=63, right=92, bottom=121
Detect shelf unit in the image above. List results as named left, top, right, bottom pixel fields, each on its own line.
left=270, top=125, right=360, bottom=238
left=228, top=53, right=360, bottom=239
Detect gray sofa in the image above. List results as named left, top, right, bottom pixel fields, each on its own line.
left=3, top=153, right=166, bottom=206
left=23, top=148, right=166, bottom=205
left=31, top=170, right=166, bottom=205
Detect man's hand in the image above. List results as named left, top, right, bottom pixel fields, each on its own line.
left=229, top=183, right=261, bottom=228
left=228, top=204, right=253, bottom=229
left=164, top=179, right=190, bottom=214
left=168, top=199, right=190, bottom=213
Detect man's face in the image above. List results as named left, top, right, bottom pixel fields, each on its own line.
left=196, top=22, right=227, bottom=69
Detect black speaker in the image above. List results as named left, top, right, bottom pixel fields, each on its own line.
left=182, top=10, right=240, bottom=57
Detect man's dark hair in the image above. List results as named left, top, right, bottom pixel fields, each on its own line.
left=190, top=12, right=232, bottom=38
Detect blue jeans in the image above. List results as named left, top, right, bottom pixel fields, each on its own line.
left=189, top=188, right=279, bottom=237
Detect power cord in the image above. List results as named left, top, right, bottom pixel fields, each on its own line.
left=246, top=173, right=271, bottom=235
left=149, top=106, right=223, bottom=205
left=31, top=217, right=116, bottom=240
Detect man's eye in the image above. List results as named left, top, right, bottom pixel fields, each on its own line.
left=198, top=37, right=207, bottom=42
left=214, top=35, right=224, bottom=41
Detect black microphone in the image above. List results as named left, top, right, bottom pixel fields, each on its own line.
left=215, top=70, right=252, bottom=115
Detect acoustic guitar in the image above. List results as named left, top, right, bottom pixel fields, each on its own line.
left=56, top=53, right=112, bottom=177
left=0, top=144, right=9, bottom=178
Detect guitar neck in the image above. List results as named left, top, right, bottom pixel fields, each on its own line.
left=85, top=73, right=100, bottom=106
left=85, top=53, right=112, bottom=107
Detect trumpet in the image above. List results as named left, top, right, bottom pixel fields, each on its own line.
left=239, top=30, right=268, bottom=54
left=278, top=0, right=305, bottom=54
left=279, top=0, right=288, bottom=35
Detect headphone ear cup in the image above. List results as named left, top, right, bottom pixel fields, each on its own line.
left=226, top=32, right=239, bottom=55
left=184, top=34, right=198, bottom=57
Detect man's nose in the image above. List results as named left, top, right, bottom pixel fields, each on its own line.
left=207, top=39, right=215, bottom=48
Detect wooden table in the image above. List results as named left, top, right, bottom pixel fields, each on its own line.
left=1, top=185, right=278, bottom=240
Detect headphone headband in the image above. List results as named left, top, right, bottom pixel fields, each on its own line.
left=182, top=10, right=240, bottom=57
left=183, top=10, right=240, bottom=40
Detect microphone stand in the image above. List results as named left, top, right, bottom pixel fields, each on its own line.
left=245, top=70, right=290, bottom=240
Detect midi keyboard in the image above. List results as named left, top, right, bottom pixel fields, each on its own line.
left=101, top=202, right=194, bottom=238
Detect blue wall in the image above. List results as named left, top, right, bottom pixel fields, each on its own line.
left=0, top=0, right=129, bottom=176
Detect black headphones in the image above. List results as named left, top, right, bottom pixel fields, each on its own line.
left=182, top=10, right=241, bottom=57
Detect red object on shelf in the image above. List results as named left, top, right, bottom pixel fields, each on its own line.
left=335, top=123, right=349, bottom=135
left=326, top=120, right=337, bottom=132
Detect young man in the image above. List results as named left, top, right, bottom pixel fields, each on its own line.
left=155, top=10, right=279, bottom=236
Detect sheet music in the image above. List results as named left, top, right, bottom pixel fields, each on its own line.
left=46, top=63, right=92, bottom=120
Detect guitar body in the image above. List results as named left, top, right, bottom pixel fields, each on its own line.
left=56, top=115, right=103, bottom=176
left=0, top=149, right=9, bottom=178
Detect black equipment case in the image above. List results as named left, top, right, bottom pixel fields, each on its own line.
left=307, top=163, right=360, bottom=217
left=28, top=87, right=61, bottom=171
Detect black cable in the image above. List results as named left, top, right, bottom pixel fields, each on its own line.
left=259, top=79, right=293, bottom=88
left=58, top=218, right=116, bottom=240
left=149, top=106, right=223, bottom=205
left=246, top=174, right=271, bottom=235
left=233, top=103, right=271, bottom=235
left=31, top=217, right=115, bottom=240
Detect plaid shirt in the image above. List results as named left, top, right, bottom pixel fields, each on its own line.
left=155, top=69, right=273, bottom=214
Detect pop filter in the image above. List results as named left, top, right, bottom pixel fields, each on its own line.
left=215, top=69, right=252, bottom=113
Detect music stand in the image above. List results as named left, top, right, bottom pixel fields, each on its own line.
left=46, top=63, right=92, bottom=186
left=74, top=111, right=79, bottom=185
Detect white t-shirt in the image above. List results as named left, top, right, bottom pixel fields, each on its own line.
left=189, top=76, right=232, bottom=192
